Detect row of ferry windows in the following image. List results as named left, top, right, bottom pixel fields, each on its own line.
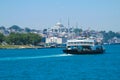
left=68, top=42, right=93, bottom=44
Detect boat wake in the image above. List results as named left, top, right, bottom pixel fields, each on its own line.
left=0, top=54, right=72, bottom=61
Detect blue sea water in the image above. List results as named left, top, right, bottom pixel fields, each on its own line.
left=0, top=45, right=120, bottom=80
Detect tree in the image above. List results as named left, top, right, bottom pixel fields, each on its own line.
left=0, top=26, right=6, bottom=30
left=27, top=33, right=42, bottom=45
left=100, top=31, right=120, bottom=43
left=116, top=32, right=120, bottom=38
left=74, top=28, right=82, bottom=36
left=9, top=25, right=22, bottom=31
left=5, top=33, right=42, bottom=45
left=5, top=33, right=20, bottom=45
left=25, top=27, right=31, bottom=33
left=0, top=33, right=4, bottom=43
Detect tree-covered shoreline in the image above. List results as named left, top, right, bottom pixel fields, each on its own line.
left=0, top=32, right=42, bottom=46
left=100, top=31, right=120, bottom=43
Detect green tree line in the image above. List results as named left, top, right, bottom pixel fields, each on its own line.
left=0, top=33, right=42, bottom=45
left=100, top=31, right=120, bottom=42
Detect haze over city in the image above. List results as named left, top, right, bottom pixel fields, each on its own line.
left=0, top=0, right=120, bottom=32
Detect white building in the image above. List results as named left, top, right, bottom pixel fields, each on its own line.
left=46, top=37, right=62, bottom=44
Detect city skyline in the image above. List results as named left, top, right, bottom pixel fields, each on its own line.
left=0, top=0, right=120, bottom=32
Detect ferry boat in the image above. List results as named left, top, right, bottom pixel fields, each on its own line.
left=63, top=37, right=105, bottom=54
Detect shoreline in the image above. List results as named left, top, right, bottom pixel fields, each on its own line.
left=0, top=45, right=43, bottom=49
left=0, top=45, right=64, bottom=49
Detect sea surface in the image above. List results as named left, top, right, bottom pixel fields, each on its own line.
left=0, top=45, right=120, bottom=80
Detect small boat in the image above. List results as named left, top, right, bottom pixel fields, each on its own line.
left=63, top=37, right=105, bottom=54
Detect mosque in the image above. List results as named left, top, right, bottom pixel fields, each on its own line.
left=45, top=22, right=68, bottom=46
left=51, top=22, right=67, bottom=33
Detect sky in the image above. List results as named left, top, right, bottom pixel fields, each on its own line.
left=0, top=0, right=120, bottom=32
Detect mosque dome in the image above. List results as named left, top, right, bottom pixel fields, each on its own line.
left=51, top=22, right=66, bottom=33
left=55, top=22, right=64, bottom=27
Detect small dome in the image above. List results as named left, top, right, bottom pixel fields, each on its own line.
left=51, top=22, right=65, bottom=30
left=55, top=22, right=64, bottom=27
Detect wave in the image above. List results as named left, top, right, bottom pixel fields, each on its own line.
left=0, top=54, right=72, bottom=61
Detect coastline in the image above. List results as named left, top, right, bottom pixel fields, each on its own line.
left=0, top=45, right=64, bottom=49
left=0, top=45, right=43, bottom=49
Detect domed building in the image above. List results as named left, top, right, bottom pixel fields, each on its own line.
left=55, top=22, right=64, bottom=28
left=45, top=22, right=68, bottom=45
left=51, top=22, right=66, bottom=33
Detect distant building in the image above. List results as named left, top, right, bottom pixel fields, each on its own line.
left=51, top=22, right=66, bottom=33
left=108, top=37, right=120, bottom=44
left=46, top=37, right=62, bottom=44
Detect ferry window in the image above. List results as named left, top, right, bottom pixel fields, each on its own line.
left=89, top=42, right=93, bottom=44
left=67, top=46, right=70, bottom=48
left=68, top=42, right=71, bottom=44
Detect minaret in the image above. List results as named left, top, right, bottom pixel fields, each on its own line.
left=76, top=22, right=78, bottom=28
left=68, top=18, right=70, bottom=33
left=59, top=18, right=62, bottom=23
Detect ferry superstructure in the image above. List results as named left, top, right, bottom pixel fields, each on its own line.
left=63, top=37, right=105, bottom=54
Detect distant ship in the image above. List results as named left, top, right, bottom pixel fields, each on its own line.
left=63, top=37, right=105, bottom=54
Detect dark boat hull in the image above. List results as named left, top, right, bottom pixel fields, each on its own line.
left=63, top=49, right=104, bottom=54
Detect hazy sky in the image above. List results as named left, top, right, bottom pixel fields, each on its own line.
left=0, top=0, right=120, bottom=32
